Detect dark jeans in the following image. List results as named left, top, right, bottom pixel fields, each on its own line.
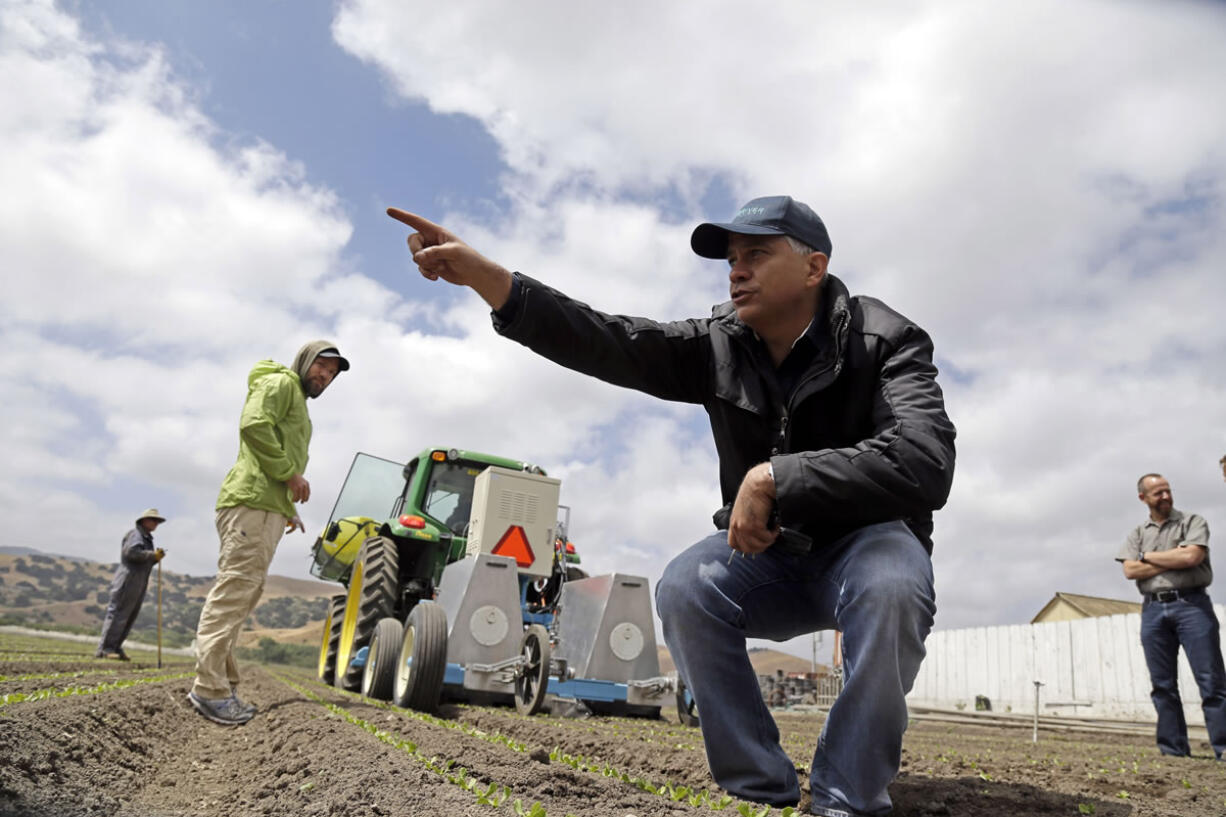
left=655, top=521, right=935, bottom=816
left=1140, top=591, right=1226, bottom=759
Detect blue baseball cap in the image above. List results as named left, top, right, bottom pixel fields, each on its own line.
left=691, top=195, right=832, bottom=259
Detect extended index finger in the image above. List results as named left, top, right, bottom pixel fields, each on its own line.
left=386, top=207, right=442, bottom=235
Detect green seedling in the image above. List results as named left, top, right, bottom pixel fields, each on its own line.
left=513, top=800, right=547, bottom=817
left=668, top=784, right=692, bottom=802
left=0, top=672, right=191, bottom=708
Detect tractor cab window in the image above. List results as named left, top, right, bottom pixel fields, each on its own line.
left=328, top=452, right=404, bottom=525
left=423, top=461, right=484, bottom=535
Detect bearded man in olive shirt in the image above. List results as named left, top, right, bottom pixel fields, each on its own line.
left=1118, top=473, right=1226, bottom=759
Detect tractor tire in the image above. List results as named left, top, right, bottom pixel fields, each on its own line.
left=335, top=536, right=400, bottom=691
left=514, top=624, right=552, bottom=716
left=361, top=617, right=404, bottom=701
left=317, top=593, right=346, bottom=684
left=676, top=675, right=700, bottom=728
left=393, top=601, right=447, bottom=712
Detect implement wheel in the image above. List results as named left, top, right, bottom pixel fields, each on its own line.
left=676, top=675, right=700, bottom=728
left=335, top=536, right=400, bottom=691
left=393, top=601, right=447, bottom=712
left=514, top=624, right=551, bottom=716
left=361, top=617, right=404, bottom=701
left=317, top=593, right=346, bottom=684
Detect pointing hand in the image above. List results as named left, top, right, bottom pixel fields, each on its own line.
left=386, top=208, right=512, bottom=309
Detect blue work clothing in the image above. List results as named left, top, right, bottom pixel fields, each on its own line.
left=656, top=523, right=935, bottom=814
left=1140, top=590, right=1226, bottom=759
left=97, top=527, right=159, bottom=654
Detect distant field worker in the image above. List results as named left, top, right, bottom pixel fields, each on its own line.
left=95, top=508, right=166, bottom=660
left=189, top=341, right=349, bottom=726
left=1118, top=474, right=1226, bottom=759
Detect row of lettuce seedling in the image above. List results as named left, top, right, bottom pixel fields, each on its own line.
left=0, top=671, right=192, bottom=708
left=0, top=666, right=173, bottom=683
left=451, top=697, right=704, bottom=750
left=281, top=670, right=796, bottom=817
left=278, top=674, right=553, bottom=816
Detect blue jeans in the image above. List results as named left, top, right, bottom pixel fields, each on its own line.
left=656, top=522, right=935, bottom=815
left=1140, top=591, right=1226, bottom=759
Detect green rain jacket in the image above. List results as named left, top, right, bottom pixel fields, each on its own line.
left=215, top=348, right=323, bottom=518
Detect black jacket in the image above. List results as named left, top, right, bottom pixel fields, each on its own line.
left=494, top=272, right=956, bottom=552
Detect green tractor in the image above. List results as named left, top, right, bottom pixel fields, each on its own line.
left=311, top=446, right=580, bottom=706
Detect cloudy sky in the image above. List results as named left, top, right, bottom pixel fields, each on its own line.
left=2, top=0, right=1224, bottom=661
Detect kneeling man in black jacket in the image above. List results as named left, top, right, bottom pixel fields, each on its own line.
left=388, top=196, right=956, bottom=817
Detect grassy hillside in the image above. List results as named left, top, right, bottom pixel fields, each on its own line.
left=0, top=551, right=339, bottom=648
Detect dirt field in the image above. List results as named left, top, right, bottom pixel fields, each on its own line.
left=2, top=633, right=1222, bottom=817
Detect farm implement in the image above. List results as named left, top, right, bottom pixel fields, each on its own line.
left=310, top=447, right=681, bottom=719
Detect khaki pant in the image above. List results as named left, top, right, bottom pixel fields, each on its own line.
left=192, top=505, right=285, bottom=700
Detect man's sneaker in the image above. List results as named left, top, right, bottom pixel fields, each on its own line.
left=115, top=649, right=130, bottom=662
left=229, top=686, right=257, bottom=717
left=187, top=691, right=254, bottom=725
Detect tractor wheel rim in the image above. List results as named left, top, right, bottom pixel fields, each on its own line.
left=317, top=609, right=332, bottom=677
left=362, top=635, right=377, bottom=694
left=336, top=562, right=364, bottom=678
left=396, top=625, right=416, bottom=696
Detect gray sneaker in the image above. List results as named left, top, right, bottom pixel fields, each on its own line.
left=229, top=685, right=257, bottom=717
left=231, top=694, right=257, bottom=717
left=188, top=691, right=254, bottom=725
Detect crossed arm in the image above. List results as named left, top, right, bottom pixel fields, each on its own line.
left=1122, top=545, right=1206, bottom=580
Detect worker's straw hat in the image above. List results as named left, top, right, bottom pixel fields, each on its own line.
left=137, top=508, right=166, bottom=523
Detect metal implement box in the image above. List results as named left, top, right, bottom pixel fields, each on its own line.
left=437, top=553, right=523, bottom=693
left=553, top=573, right=664, bottom=704
left=466, top=466, right=560, bottom=579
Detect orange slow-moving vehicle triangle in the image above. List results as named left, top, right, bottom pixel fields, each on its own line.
left=491, top=525, right=535, bottom=567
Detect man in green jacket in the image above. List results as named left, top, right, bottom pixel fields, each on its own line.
left=189, top=340, right=349, bottom=726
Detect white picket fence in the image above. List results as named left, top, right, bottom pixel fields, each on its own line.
left=906, top=605, right=1226, bottom=724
